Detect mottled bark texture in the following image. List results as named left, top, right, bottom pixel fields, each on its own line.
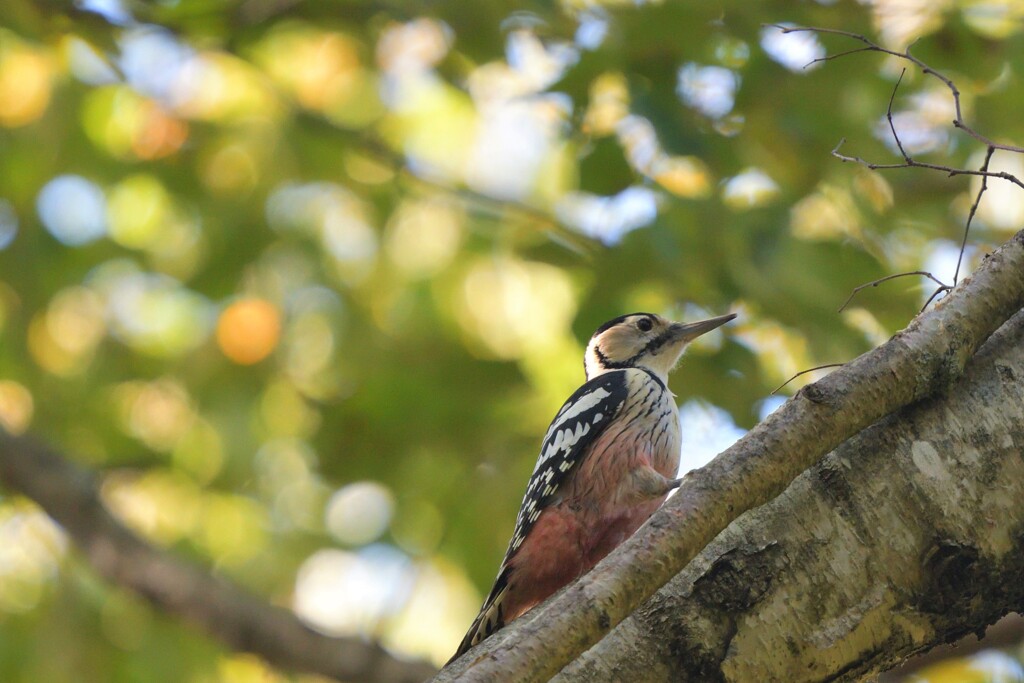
left=556, top=307, right=1024, bottom=682
left=0, top=433, right=437, bottom=683
left=440, top=230, right=1024, bottom=683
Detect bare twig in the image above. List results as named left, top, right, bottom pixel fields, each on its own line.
left=773, top=24, right=1024, bottom=155
left=0, top=431, right=437, bottom=683
left=770, top=363, right=845, bottom=395
left=886, top=68, right=911, bottom=162
left=838, top=271, right=949, bottom=313
left=955, top=146, right=996, bottom=285
left=921, top=283, right=951, bottom=310
left=830, top=140, right=1024, bottom=190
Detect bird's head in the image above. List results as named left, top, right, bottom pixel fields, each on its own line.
left=584, top=312, right=736, bottom=381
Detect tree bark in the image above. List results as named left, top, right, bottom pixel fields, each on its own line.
left=553, top=306, right=1024, bottom=681
left=439, top=231, right=1024, bottom=682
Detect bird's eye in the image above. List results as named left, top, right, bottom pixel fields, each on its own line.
left=636, top=318, right=653, bottom=332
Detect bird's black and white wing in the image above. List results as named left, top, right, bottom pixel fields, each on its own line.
left=451, top=371, right=630, bottom=659
left=503, top=370, right=630, bottom=557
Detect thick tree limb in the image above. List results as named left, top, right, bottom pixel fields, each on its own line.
left=439, top=229, right=1024, bottom=681
left=556, top=307, right=1024, bottom=681
left=0, top=433, right=437, bottom=683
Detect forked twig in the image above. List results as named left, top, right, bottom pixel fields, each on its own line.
left=955, top=146, right=996, bottom=284
left=771, top=24, right=1024, bottom=154
left=837, top=271, right=948, bottom=313
left=766, top=24, right=1023, bottom=313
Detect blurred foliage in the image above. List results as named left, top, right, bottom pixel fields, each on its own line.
left=1, top=0, right=1023, bottom=679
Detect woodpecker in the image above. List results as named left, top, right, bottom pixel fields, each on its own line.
left=451, top=311, right=735, bottom=661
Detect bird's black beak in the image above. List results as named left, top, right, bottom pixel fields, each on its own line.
left=670, top=313, right=737, bottom=343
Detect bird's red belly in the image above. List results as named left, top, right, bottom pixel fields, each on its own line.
left=504, top=494, right=665, bottom=621
left=581, top=497, right=665, bottom=567
left=504, top=506, right=586, bottom=621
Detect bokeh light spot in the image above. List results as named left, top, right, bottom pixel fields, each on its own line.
left=101, top=270, right=213, bottom=357
left=36, top=175, right=107, bottom=245
left=653, top=156, right=712, bottom=198
left=0, top=502, right=67, bottom=614
left=760, top=24, right=825, bottom=72
left=583, top=72, right=629, bottom=136
left=200, top=141, right=260, bottom=196
left=731, top=313, right=815, bottom=389
left=107, top=174, right=172, bottom=250
left=677, top=63, right=739, bottom=119
left=383, top=557, right=483, bottom=665
left=0, top=38, right=54, bottom=127
left=294, top=545, right=413, bottom=636
left=217, top=654, right=279, bottom=683
left=963, top=1, right=1024, bottom=39
left=30, top=286, right=108, bottom=376
left=46, top=286, right=106, bottom=356
left=326, top=481, right=395, bottom=546
left=385, top=198, right=463, bottom=278
left=722, top=168, right=780, bottom=210
left=377, top=19, right=452, bottom=74
left=0, top=380, right=34, bottom=434
left=790, top=185, right=861, bottom=241
left=972, top=150, right=1024, bottom=232
left=556, top=186, right=659, bottom=245
left=197, top=494, right=267, bottom=565
left=266, top=182, right=378, bottom=284
left=101, top=469, right=202, bottom=545
left=453, top=257, right=577, bottom=359
left=114, top=379, right=195, bottom=452
left=216, top=298, right=282, bottom=365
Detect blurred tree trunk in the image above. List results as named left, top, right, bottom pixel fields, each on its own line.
left=551, top=308, right=1024, bottom=682
left=0, top=433, right=438, bottom=683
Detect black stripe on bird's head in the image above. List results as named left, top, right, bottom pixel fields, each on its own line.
left=584, top=312, right=736, bottom=381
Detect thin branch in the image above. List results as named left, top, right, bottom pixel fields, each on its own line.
left=838, top=271, right=949, bottom=313
left=0, top=431, right=437, bottom=683
left=807, top=45, right=877, bottom=65
left=830, top=140, right=1024, bottom=190
left=770, top=363, right=845, bottom=395
left=921, top=284, right=951, bottom=310
left=772, top=24, right=1024, bottom=155
left=886, top=68, right=911, bottom=162
left=955, top=146, right=996, bottom=285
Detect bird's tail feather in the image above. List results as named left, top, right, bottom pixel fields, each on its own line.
left=448, top=567, right=511, bottom=663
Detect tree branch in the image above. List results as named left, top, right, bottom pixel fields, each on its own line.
left=0, top=433, right=437, bottom=683
left=779, top=24, right=1024, bottom=155
left=556, top=307, right=1024, bottom=680
left=438, top=229, right=1024, bottom=681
